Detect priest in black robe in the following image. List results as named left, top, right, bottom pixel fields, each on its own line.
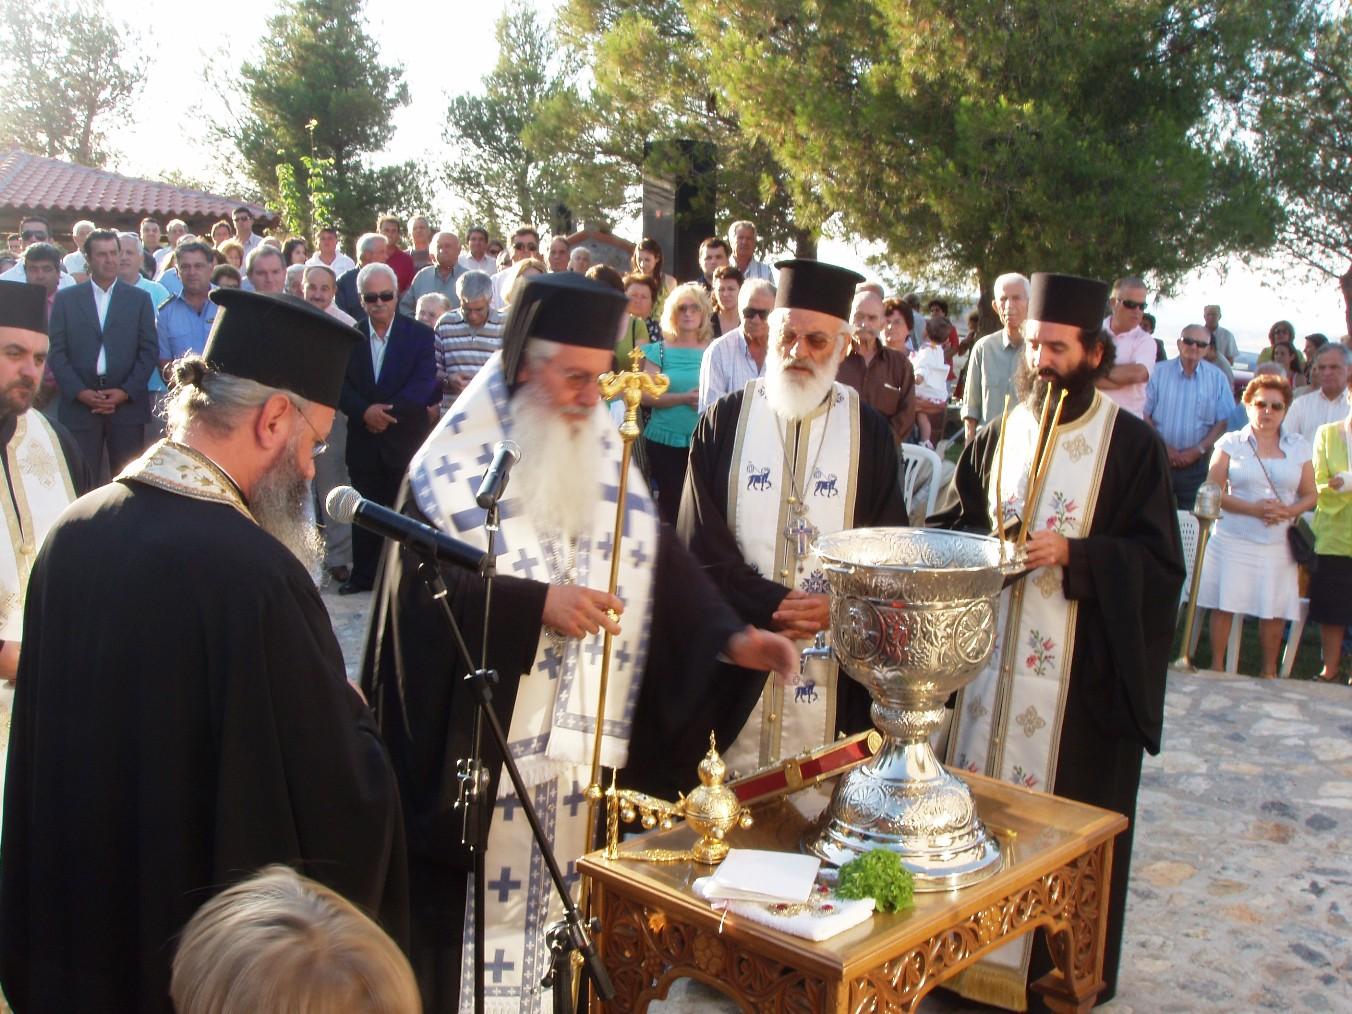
left=359, top=272, right=798, bottom=1012
left=678, top=259, right=908, bottom=778
left=929, top=273, right=1184, bottom=1008
left=0, top=290, right=408, bottom=1014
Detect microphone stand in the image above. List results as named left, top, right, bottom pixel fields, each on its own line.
left=424, top=503, right=612, bottom=1014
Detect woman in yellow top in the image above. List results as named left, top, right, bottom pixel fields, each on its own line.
left=1309, top=399, right=1352, bottom=682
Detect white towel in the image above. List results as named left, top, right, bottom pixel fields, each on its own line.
left=692, top=877, right=875, bottom=942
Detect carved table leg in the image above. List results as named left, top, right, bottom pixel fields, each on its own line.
left=1030, top=839, right=1114, bottom=1013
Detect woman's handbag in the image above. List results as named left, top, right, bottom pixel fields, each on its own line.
left=1248, top=437, right=1317, bottom=571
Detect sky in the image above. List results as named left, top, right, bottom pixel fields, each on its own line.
left=99, top=0, right=1348, bottom=352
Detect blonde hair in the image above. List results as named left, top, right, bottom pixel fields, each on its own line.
left=659, top=282, right=713, bottom=343
left=170, top=866, right=419, bottom=1014
left=502, top=256, right=547, bottom=306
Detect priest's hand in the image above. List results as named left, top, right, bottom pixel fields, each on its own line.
left=772, top=590, right=830, bottom=640
left=1024, top=529, right=1070, bottom=569
left=726, top=626, right=799, bottom=681
left=543, top=585, right=624, bottom=639
left=363, top=403, right=397, bottom=433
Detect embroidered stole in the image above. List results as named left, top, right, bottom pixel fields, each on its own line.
left=723, top=380, right=859, bottom=775
left=118, top=440, right=255, bottom=521
left=944, top=392, right=1117, bottom=1009
left=406, top=355, right=657, bottom=1014
left=0, top=412, right=78, bottom=828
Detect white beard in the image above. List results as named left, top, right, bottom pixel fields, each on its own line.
left=510, top=384, right=608, bottom=541
left=764, top=346, right=840, bottom=421
left=252, top=434, right=325, bottom=578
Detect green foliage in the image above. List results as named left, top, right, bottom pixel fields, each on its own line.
left=683, top=0, right=1291, bottom=300
left=0, top=0, right=145, bottom=167
left=442, top=7, right=631, bottom=237
left=835, top=849, right=915, bottom=913
left=217, top=0, right=428, bottom=240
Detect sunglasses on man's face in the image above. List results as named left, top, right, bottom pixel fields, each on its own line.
left=1118, top=298, right=1147, bottom=311
left=362, top=291, right=396, bottom=304
left=20, top=230, right=46, bottom=241
left=514, top=242, right=538, bottom=252
left=1179, top=338, right=1209, bottom=348
left=742, top=307, right=770, bottom=320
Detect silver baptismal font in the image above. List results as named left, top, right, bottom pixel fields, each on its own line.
left=804, top=527, right=1018, bottom=891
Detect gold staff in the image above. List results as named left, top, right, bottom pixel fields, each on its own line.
left=1018, top=389, right=1068, bottom=551
left=994, top=394, right=1011, bottom=555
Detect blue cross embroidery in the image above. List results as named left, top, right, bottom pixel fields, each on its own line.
left=496, top=795, right=520, bottom=822
left=511, top=547, right=540, bottom=579
left=431, top=454, right=461, bottom=485
left=615, top=644, right=633, bottom=670
left=628, top=542, right=648, bottom=568
left=475, top=442, right=496, bottom=468
left=596, top=531, right=614, bottom=560
left=601, top=483, right=653, bottom=536
left=446, top=410, right=469, bottom=434
left=563, top=780, right=587, bottom=818
left=488, top=866, right=522, bottom=903
left=485, top=948, right=515, bottom=984
left=583, top=639, right=605, bottom=664
left=536, top=647, right=562, bottom=681
left=449, top=497, right=521, bottom=534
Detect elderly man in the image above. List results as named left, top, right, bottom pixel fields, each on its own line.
left=337, top=262, right=438, bottom=594
left=1203, top=303, right=1238, bottom=365
left=680, top=259, right=907, bottom=778
left=308, top=224, right=356, bottom=277
left=567, top=246, right=591, bottom=273
left=0, top=289, right=407, bottom=1014
left=698, top=235, right=731, bottom=289
left=1144, top=323, right=1235, bottom=508
left=117, top=233, right=171, bottom=309
left=231, top=206, right=263, bottom=260
left=336, top=232, right=388, bottom=319
left=933, top=273, right=1183, bottom=1010
left=359, top=272, right=797, bottom=1011
left=837, top=288, right=917, bottom=446
left=432, top=269, right=503, bottom=411
left=284, top=264, right=305, bottom=298
left=399, top=231, right=463, bottom=316
left=458, top=226, right=495, bottom=274
left=698, top=277, right=775, bottom=411
left=414, top=293, right=450, bottom=330
left=727, top=220, right=774, bottom=281
left=408, top=215, right=434, bottom=272
left=48, top=230, right=157, bottom=476
left=62, top=219, right=96, bottom=280
left=155, top=220, right=187, bottom=276
left=1097, top=275, right=1157, bottom=416
left=245, top=245, right=288, bottom=296
left=962, top=273, right=1029, bottom=442
left=303, top=264, right=355, bottom=326
left=157, top=241, right=218, bottom=369
left=1287, top=342, right=1351, bottom=441
left=377, top=212, right=416, bottom=294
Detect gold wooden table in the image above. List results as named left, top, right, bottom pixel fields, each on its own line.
left=579, top=772, right=1128, bottom=1013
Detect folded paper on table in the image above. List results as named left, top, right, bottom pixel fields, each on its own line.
left=692, top=877, right=875, bottom=942
left=700, top=848, right=820, bottom=903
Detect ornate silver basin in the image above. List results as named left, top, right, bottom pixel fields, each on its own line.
left=803, top=527, right=1016, bottom=890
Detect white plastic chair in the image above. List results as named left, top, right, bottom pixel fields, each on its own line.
left=900, top=443, right=943, bottom=522
left=1175, top=511, right=1205, bottom=657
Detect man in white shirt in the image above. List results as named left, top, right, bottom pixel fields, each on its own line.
left=698, top=278, right=775, bottom=411
left=457, top=226, right=496, bottom=274
left=155, top=220, right=187, bottom=275
left=727, top=220, right=774, bottom=282
left=61, top=220, right=95, bottom=281
left=308, top=225, right=356, bottom=277
left=489, top=226, right=541, bottom=309
left=1097, top=275, right=1156, bottom=417
left=117, top=234, right=170, bottom=311
left=1286, top=343, right=1351, bottom=441
left=1203, top=304, right=1238, bottom=365
left=231, top=206, right=263, bottom=260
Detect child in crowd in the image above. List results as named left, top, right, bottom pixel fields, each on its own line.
left=911, top=316, right=951, bottom=448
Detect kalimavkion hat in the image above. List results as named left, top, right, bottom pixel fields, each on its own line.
left=1027, top=273, right=1110, bottom=332
left=501, top=273, right=629, bottom=387
left=0, top=281, right=49, bottom=335
left=203, top=288, right=359, bottom=409
left=772, top=259, right=865, bottom=321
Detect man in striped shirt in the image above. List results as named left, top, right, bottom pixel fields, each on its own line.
left=1144, top=323, right=1234, bottom=508
left=432, top=270, right=503, bottom=413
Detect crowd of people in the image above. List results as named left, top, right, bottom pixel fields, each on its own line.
left=0, top=201, right=1347, bottom=1014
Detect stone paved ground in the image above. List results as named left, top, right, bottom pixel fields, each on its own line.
left=324, top=585, right=1352, bottom=1012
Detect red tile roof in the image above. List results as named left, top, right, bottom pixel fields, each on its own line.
left=0, top=149, right=275, bottom=221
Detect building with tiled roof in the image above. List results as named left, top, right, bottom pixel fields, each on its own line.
left=0, top=149, right=277, bottom=247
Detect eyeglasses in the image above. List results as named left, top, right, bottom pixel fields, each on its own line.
left=1118, top=298, right=1147, bottom=311
left=20, top=230, right=47, bottom=241
left=290, top=401, right=328, bottom=457
left=742, top=307, right=770, bottom=320
left=362, top=291, right=396, bottom=303
left=677, top=303, right=703, bottom=314
left=513, top=242, right=538, bottom=252
left=1179, top=338, right=1209, bottom=348
left=1250, top=399, right=1286, bottom=411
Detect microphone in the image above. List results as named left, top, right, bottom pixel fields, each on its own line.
left=475, top=440, right=522, bottom=509
left=325, top=486, right=489, bottom=572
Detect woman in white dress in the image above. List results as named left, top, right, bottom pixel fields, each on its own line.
left=1198, top=374, right=1317, bottom=677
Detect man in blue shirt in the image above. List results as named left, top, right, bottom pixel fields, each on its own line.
left=156, top=241, right=217, bottom=368
left=1144, top=323, right=1234, bottom=508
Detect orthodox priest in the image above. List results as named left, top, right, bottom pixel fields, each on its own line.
left=0, top=281, right=91, bottom=827
left=930, top=273, right=1184, bottom=1010
left=678, top=259, right=907, bottom=778
left=0, top=290, right=407, bottom=1014
left=359, top=272, right=797, bottom=1012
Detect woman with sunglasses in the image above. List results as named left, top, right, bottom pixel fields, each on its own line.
left=1308, top=392, right=1352, bottom=682
left=1196, top=374, right=1316, bottom=677
left=641, top=282, right=712, bottom=522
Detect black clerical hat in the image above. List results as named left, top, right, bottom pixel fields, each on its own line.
left=1028, top=273, right=1110, bottom=332
left=203, top=289, right=359, bottom=408
left=501, top=273, right=629, bottom=386
left=0, top=281, right=49, bottom=335
left=773, top=259, right=865, bottom=321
